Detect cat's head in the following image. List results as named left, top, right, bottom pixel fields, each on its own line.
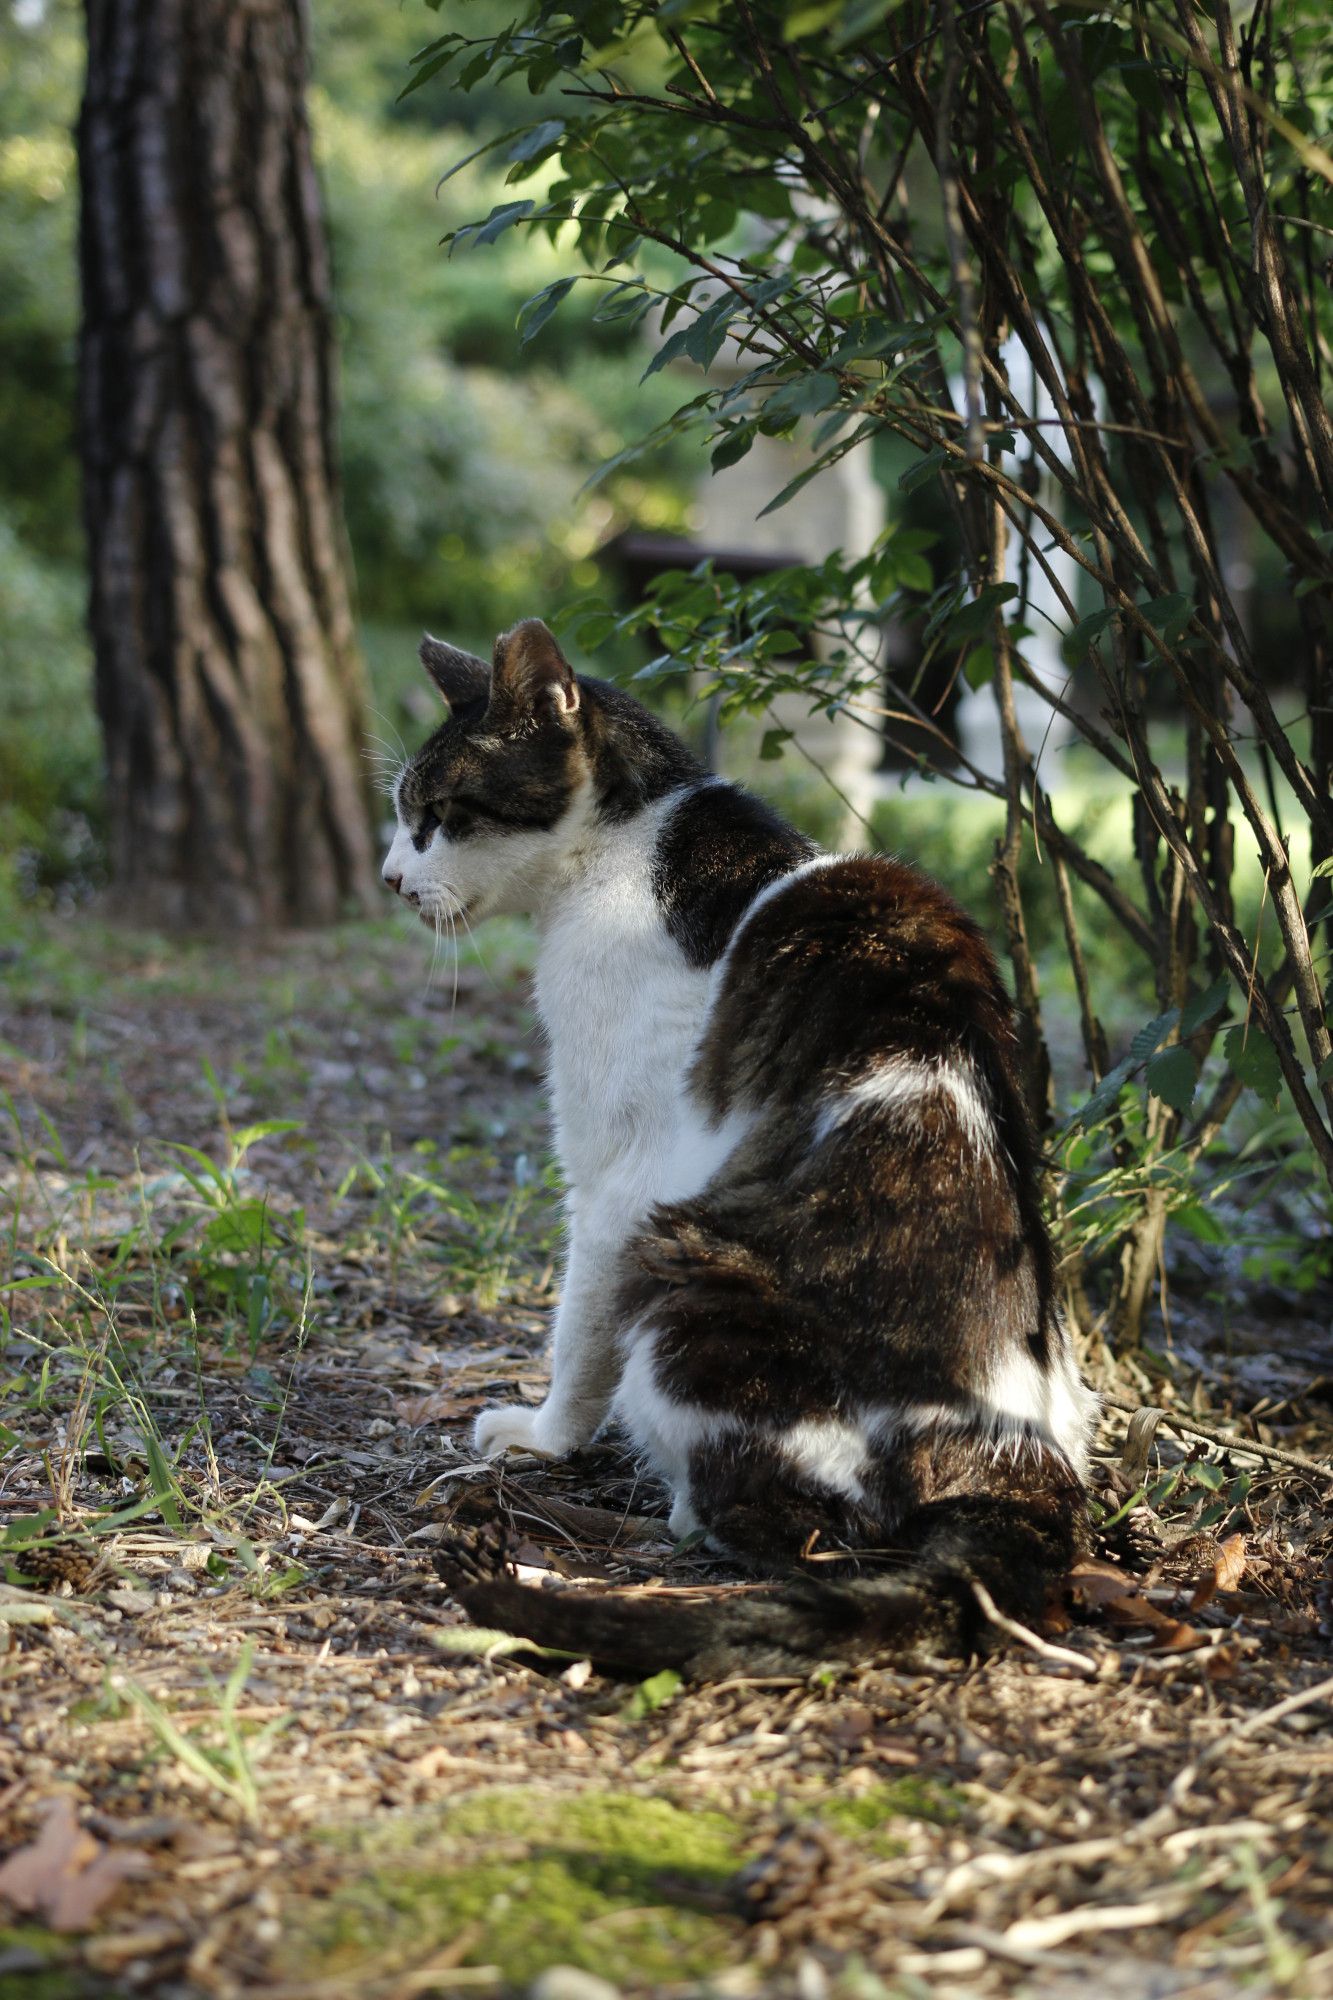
left=382, top=618, right=593, bottom=926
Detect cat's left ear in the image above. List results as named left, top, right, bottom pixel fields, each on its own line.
left=420, top=634, right=490, bottom=710
left=490, top=618, right=580, bottom=725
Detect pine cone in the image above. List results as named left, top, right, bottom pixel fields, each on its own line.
left=14, top=1543, right=96, bottom=1593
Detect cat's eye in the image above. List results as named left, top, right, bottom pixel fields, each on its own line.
left=417, top=806, right=441, bottom=837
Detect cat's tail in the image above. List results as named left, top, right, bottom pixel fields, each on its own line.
left=435, top=1487, right=1084, bottom=1679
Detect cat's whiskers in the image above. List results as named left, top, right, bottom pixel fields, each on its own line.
left=452, top=900, right=502, bottom=1000
left=366, top=707, right=408, bottom=764
left=362, top=748, right=404, bottom=800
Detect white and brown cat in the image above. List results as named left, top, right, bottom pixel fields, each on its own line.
left=382, top=618, right=1094, bottom=1671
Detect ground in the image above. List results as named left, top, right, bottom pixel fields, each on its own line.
left=1, top=911, right=1332, bottom=2000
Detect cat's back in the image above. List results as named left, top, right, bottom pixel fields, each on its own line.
left=696, top=851, right=1024, bottom=1122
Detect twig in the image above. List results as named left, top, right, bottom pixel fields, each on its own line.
left=1100, top=1393, right=1333, bottom=1481
left=1002, top=1870, right=1229, bottom=1951
left=1170, top=1673, right=1333, bottom=1804
left=969, top=1579, right=1101, bottom=1677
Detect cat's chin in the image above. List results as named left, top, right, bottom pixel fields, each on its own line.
left=418, top=896, right=474, bottom=929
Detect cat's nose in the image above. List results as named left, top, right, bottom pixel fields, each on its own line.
left=383, top=870, right=403, bottom=896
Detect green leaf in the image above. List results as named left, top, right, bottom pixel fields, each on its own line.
left=231, top=1119, right=301, bottom=1159
left=1145, top=1045, right=1198, bottom=1113
left=756, top=423, right=876, bottom=518
left=518, top=277, right=576, bottom=345
left=899, top=446, right=948, bottom=495
left=201, top=1201, right=275, bottom=1257
left=784, top=0, right=843, bottom=37
left=453, top=200, right=536, bottom=253
left=143, top=1435, right=182, bottom=1530
left=1180, top=976, right=1230, bottom=1038
left=763, top=372, right=842, bottom=423
left=892, top=550, right=934, bottom=593
left=1068, top=606, right=1117, bottom=661
left=1120, top=59, right=1165, bottom=112
left=832, top=0, right=911, bottom=46
left=760, top=728, right=793, bottom=761
left=1174, top=1199, right=1227, bottom=1246
left=506, top=119, right=564, bottom=164
left=2, top=1510, right=56, bottom=1548
left=1138, top=591, right=1192, bottom=644
left=711, top=426, right=755, bottom=471
left=623, top=1667, right=683, bottom=1719
left=1223, top=1024, right=1283, bottom=1106
left=962, top=643, right=993, bottom=690
left=1318, top=1054, right=1333, bottom=1087
left=1130, top=1008, right=1179, bottom=1062
left=948, top=583, right=1018, bottom=643
left=1066, top=1055, right=1135, bottom=1132
left=398, top=42, right=462, bottom=102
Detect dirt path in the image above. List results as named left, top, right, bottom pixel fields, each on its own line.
left=2, top=915, right=1332, bottom=1999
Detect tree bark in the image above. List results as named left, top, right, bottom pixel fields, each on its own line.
left=77, top=0, right=376, bottom=927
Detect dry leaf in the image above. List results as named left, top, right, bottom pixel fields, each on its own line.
left=1119, top=1406, right=1166, bottom=1488
left=0, top=1797, right=150, bottom=1932
left=1069, top=1562, right=1207, bottom=1651
left=1189, top=1533, right=1248, bottom=1612
left=1069, top=1560, right=1136, bottom=1609
left=393, top=1388, right=484, bottom=1427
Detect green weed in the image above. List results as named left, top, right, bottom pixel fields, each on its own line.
left=336, top=1138, right=558, bottom=1305
left=110, top=1641, right=284, bottom=1823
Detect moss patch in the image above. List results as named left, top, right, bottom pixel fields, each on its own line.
left=279, top=1787, right=747, bottom=1989
left=803, top=1777, right=962, bottom=1858
left=0, top=1928, right=88, bottom=2000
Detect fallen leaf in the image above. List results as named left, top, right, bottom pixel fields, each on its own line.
left=1069, top=1563, right=1207, bottom=1651
left=1069, top=1560, right=1136, bottom=1608
left=393, top=1389, right=484, bottom=1427
left=0, top=1797, right=151, bottom=1932
left=1189, top=1533, right=1248, bottom=1612
left=1119, top=1406, right=1166, bottom=1488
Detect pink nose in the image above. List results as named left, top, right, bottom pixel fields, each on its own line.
left=384, top=871, right=403, bottom=895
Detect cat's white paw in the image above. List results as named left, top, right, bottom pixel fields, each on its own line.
left=473, top=1403, right=577, bottom=1459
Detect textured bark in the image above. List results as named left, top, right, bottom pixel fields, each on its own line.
left=78, top=0, right=376, bottom=927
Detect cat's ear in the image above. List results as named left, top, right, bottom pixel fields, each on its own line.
left=489, top=618, right=580, bottom=725
left=419, top=635, right=490, bottom=710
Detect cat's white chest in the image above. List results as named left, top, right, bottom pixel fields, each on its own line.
left=534, top=805, right=709, bottom=1201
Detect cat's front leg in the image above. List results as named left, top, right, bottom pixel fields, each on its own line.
left=473, top=1218, right=630, bottom=1460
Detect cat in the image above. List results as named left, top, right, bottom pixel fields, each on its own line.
left=383, top=617, right=1096, bottom=1672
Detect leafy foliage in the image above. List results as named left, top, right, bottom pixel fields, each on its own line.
left=420, top=0, right=1333, bottom=1337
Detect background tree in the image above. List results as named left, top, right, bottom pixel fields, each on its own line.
left=77, top=0, right=376, bottom=926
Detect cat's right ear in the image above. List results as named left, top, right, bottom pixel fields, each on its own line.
left=419, top=635, right=489, bottom=710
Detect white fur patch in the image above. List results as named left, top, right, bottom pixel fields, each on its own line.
left=774, top=1415, right=870, bottom=1503
left=865, top=1335, right=1096, bottom=1478
left=812, top=1054, right=995, bottom=1155
left=613, top=1328, right=739, bottom=1496
left=655, top=1104, right=755, bottom=1205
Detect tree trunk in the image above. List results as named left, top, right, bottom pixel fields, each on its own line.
left=77, top=0, right=376, bottom=928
